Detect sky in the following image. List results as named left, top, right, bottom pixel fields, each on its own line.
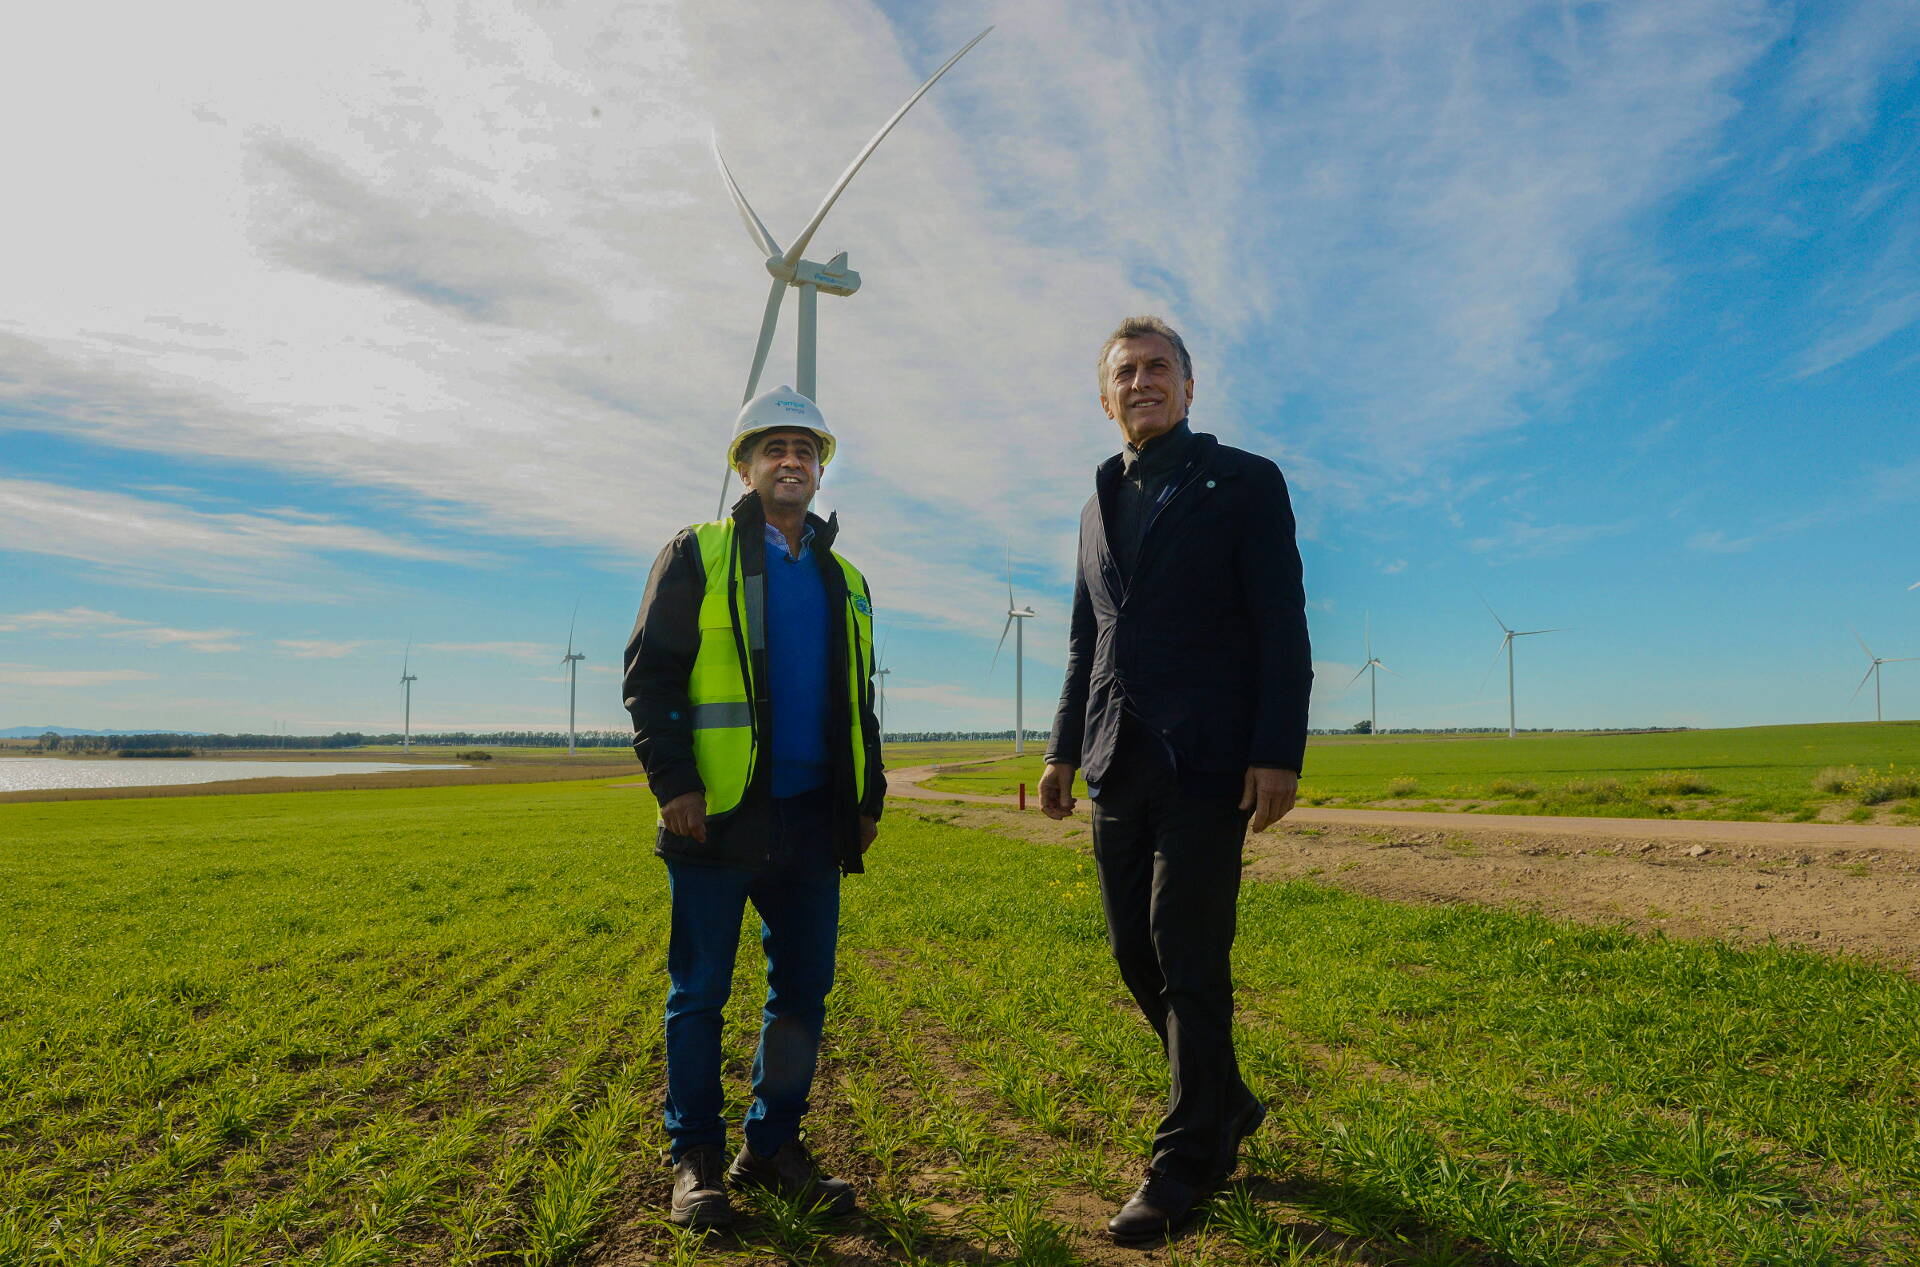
left=2, top=0, right=1917, bottom=739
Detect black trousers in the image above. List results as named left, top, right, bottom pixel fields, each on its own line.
left=1090, top=721, right=1258, bottom=1185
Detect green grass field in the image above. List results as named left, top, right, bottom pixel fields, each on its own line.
left=920, top=722, right=1920, bottom=823
left=6, top=777, right=1920, bottom=1264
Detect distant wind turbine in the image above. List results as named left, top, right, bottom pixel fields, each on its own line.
left=874, top=630, right=892, bottom=744
left=988, top=546, right=1037, bottom=755
left=561, top=605, right=586, bottom=756
left=399, top=641, right=418, bottom=752
left=1343, top=613, right=1397, bottom=734
left=710, top=27, right=993, bottom=517
left=1851, top=628, right=1915, bottom=724
left=1479, top=597, right=1563, bottom=739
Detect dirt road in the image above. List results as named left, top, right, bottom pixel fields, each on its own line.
left=888, top=763, right=1920, bottom=968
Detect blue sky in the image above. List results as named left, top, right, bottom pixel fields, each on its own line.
left=2, top=0, right=1917, bottom=737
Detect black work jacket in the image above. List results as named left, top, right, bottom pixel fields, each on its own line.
left=623, top=493, right=885, bottom=874
left=1047, top=429, right=1313, bottom=786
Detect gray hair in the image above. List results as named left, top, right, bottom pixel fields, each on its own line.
left=1097, top=315, right=1193, bottom=387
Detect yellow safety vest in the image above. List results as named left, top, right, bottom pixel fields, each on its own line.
left=681, top=518, right=873, bottom=820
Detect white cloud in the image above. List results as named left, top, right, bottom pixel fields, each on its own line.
left=275, top=638, right=372, bottom=659
left=0, top=479, right=472, bottom=589
left=0, top=0, right=1784, bottom=627
left=0, top=664, right=160, bottom=687
left=1781, top=0, right=1920, bottom=151
left=104, top=626, right=249, bottom=654
left=1688, top=529, right=1759, bottom=555
left=0, top=607, right=141, bottom=633
left=1468, top=518, right=1635, bottom=559
left=884, top=681, right=1027, bottom=730
left=0, top=607, right=243, bottom=652
left=418, top=641, right=550, bottom=661
left=1794, top=274, right=1920, bottom=380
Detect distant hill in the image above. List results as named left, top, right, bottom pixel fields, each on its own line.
left=0, top=726, right=203, bottom=738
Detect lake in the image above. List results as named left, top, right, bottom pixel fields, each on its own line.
left=0, top=758, right=468, bottom=793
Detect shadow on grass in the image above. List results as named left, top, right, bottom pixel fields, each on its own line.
left=1196, top=1170, right=1540, bottom=1267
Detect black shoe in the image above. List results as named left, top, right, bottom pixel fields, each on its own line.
left=727, top=1138, right=856, bottom=1216
left=669, top=1144, right=734, bottom=1228
left=1106, top=1171, right=1202, bottom=1243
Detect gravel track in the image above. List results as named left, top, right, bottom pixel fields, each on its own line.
left=888, top=763, right=1920, bottom=968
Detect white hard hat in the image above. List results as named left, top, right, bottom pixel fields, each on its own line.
left=729, top=386, right=836, bottom=467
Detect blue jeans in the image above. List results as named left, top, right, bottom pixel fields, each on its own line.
left=662, top=788, right=840, bottom=1160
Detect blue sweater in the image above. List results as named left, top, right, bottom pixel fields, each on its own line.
left=763, top=522, right=831, bottom=797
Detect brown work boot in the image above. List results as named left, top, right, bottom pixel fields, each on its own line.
left=669, top=1144, right=734, bottom=1227
left=727, top=1137, right=856, bottom=1215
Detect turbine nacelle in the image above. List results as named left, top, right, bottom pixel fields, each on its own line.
left=766, top=251, right=862, bottom=297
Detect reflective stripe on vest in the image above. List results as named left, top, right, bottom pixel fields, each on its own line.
left=678, top=518, right=872, bottom=823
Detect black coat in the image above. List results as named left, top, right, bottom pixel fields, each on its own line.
left=1047, top=430, right=1313, bottom=786
left=623, top=493, right=885, bottom=874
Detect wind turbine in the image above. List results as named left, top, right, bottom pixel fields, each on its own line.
left=561, top=605, right=586, bottom=756
left=1479, top=598, right=1563, bottom=739
left=710, top=27, right=993, bottom=517
left=399, top=641, right=418, bottom=752
left=1342, top=613, right=1397, bottom=734
left=873, top=630, right=892, bottom=743
left=1851, top=628, right=1915, bottom=723
left=989, top=547, right=1036, bottom=754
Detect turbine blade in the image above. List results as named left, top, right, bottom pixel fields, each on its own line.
left=1853, top=626, right=1875, bottom=661
left=710, top=133, right=783, bottom=259
left=987, top=613, right=1013, bottom=680
left=1473, top=587, right=1510, bottom=633
left=1882, top=656, right=1920, bottom=663
left=718, top=278, right=788, bottom=519
left=1852, top=664, right=1876, bottom=700
left=1376, top=660, right=1400, bottom=676
left=1005, top=536, right=1015, bottom=610
left=1343, top=664, right=1368, bottom=689
left=565, top=601, right=578, bottom=658
left=878, top=628, right=890, bottom=669
left=1516, top=628, right=1565, bottom=637
left=780, top=27, right=992, bottom=270
left=742, top=276, right=785, bottom=406
left=1478, top=635, right=1510, bottom=692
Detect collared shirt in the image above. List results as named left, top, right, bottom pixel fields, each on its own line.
left=765, top=519, right=816, bottom=563
left=763, top=516, right=829, bottom=797
left=1110, top=417, right=1196, bottom=579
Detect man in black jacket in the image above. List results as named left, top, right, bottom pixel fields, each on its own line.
left=625, top=387, right=885, bottom=1229
left=1041, top=316, right=1312, bottom=1242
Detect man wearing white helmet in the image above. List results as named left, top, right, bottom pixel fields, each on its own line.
left=624, top=385, right=884, bottom=1228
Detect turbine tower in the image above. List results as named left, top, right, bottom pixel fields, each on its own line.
left=1480, top=598, right=1562, bottom=739
left=399, top=641, right=417, bottom=752
left=1342, top=613, right=1396, bottom=734
left=1851, top=628, right=1915, bottom=723
left=561, top=606, right=586, bottom=756
left=710, top=27, right=992, bottom=517
left=989, top=547, right=1036, bottom=754
left=874, top=630, right=892, bottom=743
